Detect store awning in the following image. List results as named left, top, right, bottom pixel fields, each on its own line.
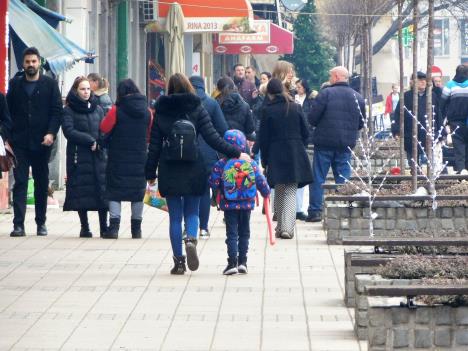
left=156, top=0, right=254, bottom=33
left=214, top=22, right=293, bottom=55
left=9, top=0, right=93, bottom=75
left=22, top=0, right=72, bottom=28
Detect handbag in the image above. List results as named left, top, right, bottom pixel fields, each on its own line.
left=0, top=138, right=16, bottom=172
left=143, top=181, right=168, bottom=212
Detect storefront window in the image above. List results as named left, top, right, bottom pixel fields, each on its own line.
left=461, top=19, right=468, bottom=57
left=146, top=33, right=166, bottom=104
left=434, top=19, right=450, bottom=57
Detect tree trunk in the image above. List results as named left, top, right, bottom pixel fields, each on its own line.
left=367, top=22, right=374, bottom=137
left=398, top=0, right=405, bottom=175
left=426, top=0, right=435, bottom=193
left=411, top=0, right=419, bottom=191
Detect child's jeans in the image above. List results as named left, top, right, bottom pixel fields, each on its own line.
left=224, top=209, right=251, bottom=264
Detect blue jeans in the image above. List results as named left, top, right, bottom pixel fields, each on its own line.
left=199, top=182, right=211, bottom=231
left=308, top=149, right=351, bottom=214
left=166, top=196, right=200, bottom=257
left=224, top=210, right=251, bottom=263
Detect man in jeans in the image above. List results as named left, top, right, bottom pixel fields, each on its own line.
left=7, top=47, right=62, bottom=236
left=306, top=66, right=365, bottom=222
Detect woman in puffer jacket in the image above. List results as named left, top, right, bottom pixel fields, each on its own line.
left=62, top=76, right=108, bottom=238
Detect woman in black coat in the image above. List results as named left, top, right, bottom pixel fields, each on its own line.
left=216, top=77, right=255, bottom=142
left=259, top=79, right=313, bottom=240
left=100, top=79, right=152, bottom=240
left=62, top=77, right=107, bottom=238
left=146, top=73, right=250, bottom=275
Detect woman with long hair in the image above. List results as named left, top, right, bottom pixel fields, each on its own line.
left=215, top=77, right=255, bottom=142
left=87, top=73, right=113, bottom=114
left=146, top=73, right=250, bottom=275
left=272, top=61, right=295, bottom=96
left=259, top=78, right=313, bottom=239
left=62, top=76, right=108, bottom=237
left=100, top=79, right=152, bottom=239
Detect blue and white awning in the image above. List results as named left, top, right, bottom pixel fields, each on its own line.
left=9, top=0, right=93, bottom=75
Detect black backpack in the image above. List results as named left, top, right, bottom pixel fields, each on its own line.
left=163, top=114, right=198, bottom=162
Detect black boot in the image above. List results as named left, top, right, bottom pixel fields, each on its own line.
left=184, top=237, right=199, bottom=271
left=102, top=218, right=119, bottom=239
left=131, top=219, right=142, bottom=239
left=170, top=256, right=186, bottom=275
left=223, top=257, right=238, bottom=275
left=79, top=224, right=93, bottom=238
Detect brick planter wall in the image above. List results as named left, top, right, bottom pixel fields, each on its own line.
left=368, top=302, right=468, bottom=350
left=325, top=204, right=468, bottom=244
left=354, top=274, right=422, bottom=340
left=344, top=249, right=396, bottom=308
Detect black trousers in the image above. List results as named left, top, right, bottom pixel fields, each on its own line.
left=224, top=210, right=251, bottom=263
left=450, top=123, right=468, bottom=172
left=78, top=209, right=108, bottom=233
left=12, top=147, right=50, bottom=226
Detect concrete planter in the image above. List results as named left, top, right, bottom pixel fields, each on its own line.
left=325, top=203, right=468, bottom=244
left=344, top=249, right=396, bottom=308
left=368, top=301, right=468, bottom=350
left=354, top=274, right=422, bottom=340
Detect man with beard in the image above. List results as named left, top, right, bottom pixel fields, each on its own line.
left=6, top=47, right=62, bottom=237
left=232, top=64, right=257, bottom=107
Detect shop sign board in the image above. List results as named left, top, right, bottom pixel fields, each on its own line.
left=219, top=20, right=270, bottom=44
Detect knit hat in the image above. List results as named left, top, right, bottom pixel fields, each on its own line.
left=267, top=78, right=284, bottom=95
left=223, top=129, right=246, bottom=152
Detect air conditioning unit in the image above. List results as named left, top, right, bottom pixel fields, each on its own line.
left=140, top=1, right=158, bottom=23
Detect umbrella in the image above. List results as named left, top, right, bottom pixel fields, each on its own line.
left=166, top=3, right=185, bottom=79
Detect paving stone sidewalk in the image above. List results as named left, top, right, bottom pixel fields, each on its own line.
left=0, top=194, right=365, bottom=351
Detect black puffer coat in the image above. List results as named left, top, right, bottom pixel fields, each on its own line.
left=218, top=93, right=255, bottom=140
left=106, top=94, right=151, bottom=202
left=259, top=95, right=313, bottom=188
left=146, top=93, right=241, bottom=197
left=62, top=92, right=107, bottom=211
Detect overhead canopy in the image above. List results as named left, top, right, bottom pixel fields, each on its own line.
left=214, top=22, right=293, bottom=55
left=22, top=0, right=72, bottom=28
left=157, top=0, right=254, bottom=33
left=9, top=0, right=93, bottom=75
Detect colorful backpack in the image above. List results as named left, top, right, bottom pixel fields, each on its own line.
left=222, top=159, right=257, bottom=201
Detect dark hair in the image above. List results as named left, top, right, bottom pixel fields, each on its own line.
left=116, top=79, right=141, bottom=104
left=260, top=71, right=272, bottom=79
left=22, top=47, right=40, bottom=60
left=87, top=73, right=109, bottom=90
left=455, top=65, right=468, bottom=78
left=167, top=73, right=195, bottom=95
left=267, top=78, right=292, bottom=112
left=233, top=63, right=244, bottom=71
left=216, top=77, right=237, bottom=103
left=296, top=79, right=311, bottom=96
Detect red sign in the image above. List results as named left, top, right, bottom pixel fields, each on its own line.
left=0, top=0, right=8, bottom=93
left=214, top=22, right=293, bottom=55
left=219, top=20, right=270, bottom=44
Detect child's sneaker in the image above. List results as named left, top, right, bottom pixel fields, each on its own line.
left=223, top=257, right=238, bottom=275
left=238, top=257, right=248, bottom=274
left=238, top=263, right=248, bottom=274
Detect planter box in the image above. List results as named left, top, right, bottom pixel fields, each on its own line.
left=368, top=300, right=468, bottom=350
left=355, top=274, right=422, bottom=340
left=344, top=249, right=396, bottom=308
left=325, top=203, right=468, bottom=245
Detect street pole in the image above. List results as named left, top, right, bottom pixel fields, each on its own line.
left=411, top=0, right=419, bottom=191
left=398, top=0, right=405, bottom=174
left=117, top=0, right=129, bottom=82
left=426, top=0, right=435, bottom=193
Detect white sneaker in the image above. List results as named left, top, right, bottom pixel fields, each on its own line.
left=199, top=229, right=210, bottom=239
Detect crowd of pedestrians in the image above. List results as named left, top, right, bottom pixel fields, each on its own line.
left=1, top=46, right=468, bottom=275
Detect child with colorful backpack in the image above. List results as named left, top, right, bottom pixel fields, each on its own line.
left=209, top=129, right=270, bottom=275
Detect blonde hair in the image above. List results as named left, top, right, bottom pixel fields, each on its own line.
left=87, top=73, right=109, bottom=90
left=258, top=82, right=268, bottom=96
left=272, top=61, right=294, bottom=84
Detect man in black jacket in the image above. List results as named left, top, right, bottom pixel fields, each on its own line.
left=307, top=66, right=365, bottom=222
left=7, top=47, right=62, bottom=237
left=393, top=71, right=442, bottom=170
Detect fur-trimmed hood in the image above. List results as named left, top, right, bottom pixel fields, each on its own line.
left=155, top=93, right=202, bottom=116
